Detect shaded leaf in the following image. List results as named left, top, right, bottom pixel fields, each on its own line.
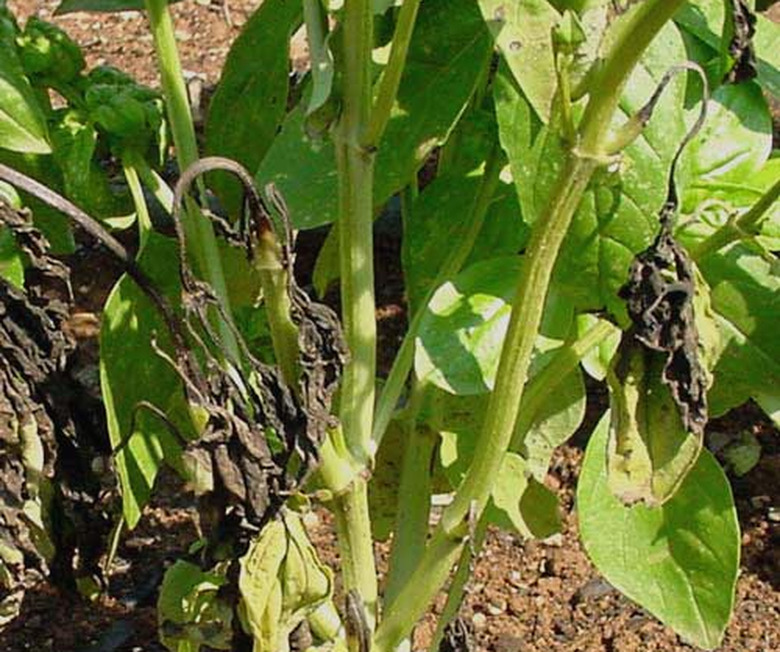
left=578, top=412, right=739, bottom=650
left=206, top=0, right=302, bottom=216
left=100, top=232, right=196, bottom=528
left=54, top=0, right=181, bottom=14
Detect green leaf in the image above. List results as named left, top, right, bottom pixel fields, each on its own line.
left=402, top=173, right=528, bottom=315
left=0, top=16, right=50, bottom=154
left=486, top=452, right=561, bottom=539
left=54, top=0, right=181, bottom=14
left=100, top=232, right=196, bottom=528
left=698, top=243, right=780, bottom=416
left=0, top=150, right=74, bottom=253
left=678, top=82, right=772, bottom=212
left=206, top=0, right=301, bottom=217
left=368, top=418, right=406, bottom=541
left=578, top=412, right=739, bottom=650
left=415, top=256, right=573, bottom=395
left=552, top=22, right=688, bottom=317
left=476, top=0, right=560, bottom=122
left=675, top=0, right=780, bottom=97
left=576, top=313, right=620, bottom=381
left=257, top=0, right=492, bottom=228
left=158, top=561, right=233, bottom=652
left=0, top=219, right=23, bottom=287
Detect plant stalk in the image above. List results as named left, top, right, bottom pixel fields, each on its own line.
left=372, top=147, right=504, bottom=446
left=330, top=0, right=378, bottom=640
left=689, top=176, right=780, bottom=261
left=364, top=0, right=422, bottom=148
left=372, top=3, right=685, bottom=647
left=144, top=0, right=239, bottom=361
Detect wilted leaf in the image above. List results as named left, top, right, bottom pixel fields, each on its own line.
left=579, top=412, right=739, bottom=650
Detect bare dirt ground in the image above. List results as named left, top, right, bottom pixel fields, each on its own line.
left=2, top=2, right=780, bottom=651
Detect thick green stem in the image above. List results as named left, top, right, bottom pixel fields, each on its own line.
left=689, top=177, right=780, bottom=261
left=329, top=2, right=378, bottom=641
left=144, top=0, right=238, bottom=361
left=372, top=147, right=504, bottom=446
left=372, top=4, right=684, bottom=648
left=332, top=479, right=378, bottom=628
left=364, top=0, right=422, bottom=148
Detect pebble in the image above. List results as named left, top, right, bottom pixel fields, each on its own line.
left=487, top=598, right=507, bottom=616
left=768, top=507, right=780, bottom=523
left=176, top=30, right=193, bottom=42
left=471, top=612, right=487, bottom=630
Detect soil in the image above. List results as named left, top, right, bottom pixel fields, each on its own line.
left=2, top=2, right=780, bottom=651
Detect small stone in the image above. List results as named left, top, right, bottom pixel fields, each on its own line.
left=768, top=507, right=780, bottom=523
left=751, top=495, right=771, bottom=509
left=175, top=29, right=192, bottom=42
left=471, top=612, right=487, bottom=630
left=487, top=598, right=506, bottom=616
left=302, top=511, right=319, bottom=529
left=508, top=570, right=523, bottom=587
left=543, top=533, right=564, bottom=547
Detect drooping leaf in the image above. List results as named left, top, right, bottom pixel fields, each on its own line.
left=367, top=418, right=406, bottom=541
left=206, top=0, right=302, bottom=216
left=415, top=256, right=573, bottom=395
left=476, top=0, right=560, bottom=122
left=100, top=232, right=196, bottom=528
left=578, top=412, right=739, bottom=650
left=257, top=0, right=492, bottom=228
left=0, top=13, right=50, bottom=154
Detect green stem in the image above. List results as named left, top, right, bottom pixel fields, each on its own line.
left=144, top=0, right=239, bottom=361
left=689, top=176, right=780, bottom=261
left=332, top=479, right=377, bottom=628
left=372, top=146, right=503, bottom=447
left=428, top=516, right=488, bottom=652
left=372, top=4, right=684, bottom=648
left=364, top=0, right=422, bottom=148
left=121, top=155, right=152, bottom=252
left=330, top=2, right=378, bottom=641
left=383, top=389, right=436, bottom=608
left=254, top=228, right=300, bottom=386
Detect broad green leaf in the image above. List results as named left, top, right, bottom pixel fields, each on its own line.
left=578, top=412, right=739, bottom=650
left=476, top=0, right=560, bottom=122
left=257, top=0, right=492, bottom=228
left=486, top=452, right=561, bottom=539
left=255, top=105, right=339, bottom=229
left=675, top=1, right=780, bottom=97
left=100, top=232, right=196, bottom=527
left=54, top=0, right=181, bottom=14
left=206, top=0, right=301, bottom=216
left=0, top=16, right=50, bottom=154
left=0, top=150, right=74, bottom=253
left=415, top=256, right=573, bottom=395
left=493, top=61, right=544, bottom=224
left=158, top=561, right=233, bottom=652
left=698, top=242, right=780, bottom=416
left=678, top=83, right=772, bottom=212
left=755, top=392, right=780, bottom=428
left=368, top=418, right=406, bottom=541
left=552, top=22, right=689, bottom=317
left=402, top=173, right=528, bottom=315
